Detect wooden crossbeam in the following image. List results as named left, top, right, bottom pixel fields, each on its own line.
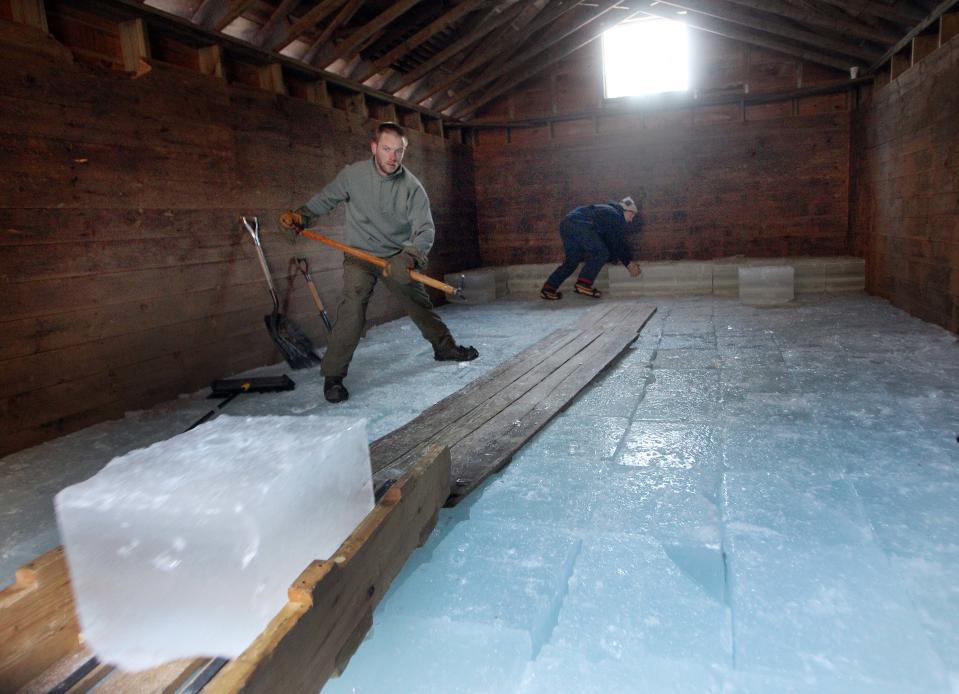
left=380, top=1, right=526, bottom=95
left=252, top=0, right=301, bottom=49
left=300, top=0, right=366, bottom=64
left=265, top=0, right=346, bottom=52
left=408, top=0, right=554, bottom=105
left=870, top=0, right=959, bottom=71
left=352, top=0, right=486, bottom=84
left=653, top=0, right=882, bottom=63
left=819, top=0, right=925, bottom=25
left=191, top=0, right=256, bottom=32
left=311, top=0, right=426, bottom=69
left=719, top=0, right=900, bottom=45
left=434, top=0, right=623, bottom=113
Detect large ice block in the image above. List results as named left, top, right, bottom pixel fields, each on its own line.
left=54, top=415, right=374, bottom=672
left=739, top=266, right=794, bottom=306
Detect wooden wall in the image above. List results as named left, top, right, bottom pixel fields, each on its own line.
left=471, top=34, right=852, bottom=266
left=0, top=18, right=478, bottom=455
left=850, top=32, right=959, bottom=334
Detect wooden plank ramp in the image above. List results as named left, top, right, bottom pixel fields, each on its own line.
left=2, top=301, right=655, bottom=692
left=371, top=301, right=656, bottom=502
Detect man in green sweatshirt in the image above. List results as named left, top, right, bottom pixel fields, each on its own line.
left=280, top=122, right=479, bottom=404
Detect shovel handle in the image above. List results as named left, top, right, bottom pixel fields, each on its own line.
left=298, top=229, right=461, bottom=297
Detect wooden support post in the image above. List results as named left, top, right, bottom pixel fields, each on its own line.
left=383, top=103, right=397, bottom=123
left=258, top=63, right=286, bottom=95
left=198, top=44, right=225, bottom=79
left=10, top=0, right=48, bottom=32
left=304, top=80, right=331, bottom=107
left=118, top=17, right=150, bottom=72
left=942, top=12, right=959, bottom=43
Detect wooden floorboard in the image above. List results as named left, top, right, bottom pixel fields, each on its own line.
left=371, top=302, right=657, bottom=501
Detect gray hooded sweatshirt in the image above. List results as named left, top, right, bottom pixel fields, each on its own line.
left=301, top=158, right=435, bottom=260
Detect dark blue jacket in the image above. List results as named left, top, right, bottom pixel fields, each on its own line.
left=564, top=202, right=633, bottom=266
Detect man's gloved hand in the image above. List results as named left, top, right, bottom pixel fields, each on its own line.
left=279, top=211, right=304, bottom=230
left=384, top=251, right=415, bottom=284
left=627, top=261, right=642, bottom=278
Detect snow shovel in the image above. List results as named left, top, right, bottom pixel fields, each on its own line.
left=296, top=257, right=333, bottom=333
left=186, top=375, right=296, bottom=431
left=242, top=216, right=321, bottom=370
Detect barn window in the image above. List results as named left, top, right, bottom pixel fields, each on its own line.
left=602, top=18, right=689, bottom=99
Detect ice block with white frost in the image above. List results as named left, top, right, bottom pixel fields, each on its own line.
left=54, top=415, right=374, bottom=672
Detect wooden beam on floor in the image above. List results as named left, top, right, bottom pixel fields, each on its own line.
left=370, top=302, right=657, bottom=502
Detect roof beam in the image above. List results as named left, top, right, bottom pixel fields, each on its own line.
left=380, top=1, right=527, bottom=94
left=265, top=0, right=346, bottom=52
left=453, top=9, right=641, bottom=118
left=640, top=7, right=861, bottom=70
left=191, top=0, right=256, bottom=31
left=301, top=0, right=365, bottom=62
left=252, top=0, right=301, bottom=49
left=870, top=0, right=959, bottom=70
left=433, top=0, right=623, bottom=112
left=653, top=0, right=882, bottom=63
left=353, top=0, right=487, bottom=84
left=310, top=0, right=426, bottom=68
left=818, top=0, right=925, bottom=25
left=717, top=0, right=900, bottom=44
left=407, top=0, right=556, bottom=105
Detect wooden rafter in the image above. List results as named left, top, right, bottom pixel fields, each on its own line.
left=266, top=0, right=346, bottom=52
left=408, top=0, right=554, bottom=105
left=352, top=0, right=487, bottom=84
left=717, top=0, right=900, bottom=44
left=453, top=8, right=642, bottom=118
left=301, top=0, right=366, bottom=63
left=639, top=6, right=860, bottom=70
left=870, top=0, right=959, bottom=70
left=191, top=0, right=256, bottom=32
left=653, top=0, right=882, bottom=63
left=818, top=0, right=925, bottom=25
left=433, top=0, right=624, bottom=113
left=380, top=1, right=527, bottom=94
left=311, top=0, right=426, bottom=68
left=252, top=0, right=301, bottom=49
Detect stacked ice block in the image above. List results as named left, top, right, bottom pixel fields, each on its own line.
left=55, top=415, right=374, bottom=672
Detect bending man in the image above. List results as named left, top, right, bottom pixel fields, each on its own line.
left=280, top=122, right=478, bottom=404
left=541, top=197, right=642, bottom=300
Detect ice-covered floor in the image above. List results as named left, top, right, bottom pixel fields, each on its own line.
left=2, top=294, right=958, bottom=693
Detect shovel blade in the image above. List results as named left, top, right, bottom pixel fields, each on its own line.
left=264, top=312, right=321, bottom=369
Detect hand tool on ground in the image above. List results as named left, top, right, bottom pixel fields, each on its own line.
left=295, top=257, right=333, bottom=333
left=290, top=227, right=466, bottom=300
left=243, top=216, right=322, bottom=369
left=186, top=375, right=296, bottom=431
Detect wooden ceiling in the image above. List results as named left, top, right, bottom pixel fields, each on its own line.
left=144, top=0, right=955, bottom=119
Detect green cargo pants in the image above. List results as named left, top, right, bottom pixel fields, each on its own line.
left=321, top=255, right=455, bottom=379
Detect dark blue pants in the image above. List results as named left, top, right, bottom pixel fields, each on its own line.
left=544, top=220, right=609, bottom=289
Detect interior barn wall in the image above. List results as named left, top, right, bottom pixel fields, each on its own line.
left=850, top=35, right=959, bottom=334
left=0, top=20, right=478, bottom=456
left=471, top=36, right=851, bottom=266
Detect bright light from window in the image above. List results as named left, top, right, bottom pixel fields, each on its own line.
left=602, top=19, right=689, bottom=98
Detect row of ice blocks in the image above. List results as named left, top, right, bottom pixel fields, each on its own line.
left=54, top=415, right=374, bottom=672
left=487, top=257, right=863, bottom=297
left=442, top=267, right=508, bottom=304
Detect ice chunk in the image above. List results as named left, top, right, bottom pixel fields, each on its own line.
left=738, top=266, right=794, bottom=306
left=54, top=415, right=373, bottom=671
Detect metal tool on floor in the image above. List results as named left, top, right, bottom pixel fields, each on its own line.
left=295, top=257, right=333, bottom=333
left=243, top=216, right=322, bottom=369
left=290, top=227, right=466, bottom=301
left=186, top=375, right=296, bottom=431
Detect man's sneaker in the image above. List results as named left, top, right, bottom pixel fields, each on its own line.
left=574, top=282, right=602, bottom=298
left=434, top=344, right=480, bottom=362
left=324, top=377, right=349, bottom=403
left=540, top=286, right=562, bottom=300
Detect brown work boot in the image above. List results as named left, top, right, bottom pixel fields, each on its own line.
left=574, top=282, right=602, bottom=298
left=434, top=344, right=480, bottom=362
left=324, top=377, right=349, bottom=403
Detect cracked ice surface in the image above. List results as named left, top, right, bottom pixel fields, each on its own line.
left=326, top=294, right=959, bottom=694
